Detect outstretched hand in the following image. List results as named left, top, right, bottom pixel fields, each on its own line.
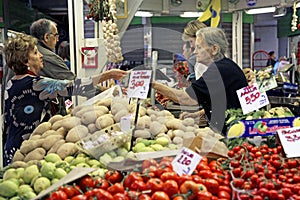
left=106, top=69, right=128, bottom=80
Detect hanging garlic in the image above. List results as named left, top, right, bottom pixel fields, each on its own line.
left=291, top=2, right=298, bottom=32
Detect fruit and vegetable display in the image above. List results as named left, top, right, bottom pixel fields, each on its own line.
left=2, top=96, right=300, bottom=200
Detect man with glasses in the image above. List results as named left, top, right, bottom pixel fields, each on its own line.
left=30, top=18, right=75, bottom=80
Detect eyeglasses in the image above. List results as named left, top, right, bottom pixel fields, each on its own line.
left=49, top=32, right=59, bottom=37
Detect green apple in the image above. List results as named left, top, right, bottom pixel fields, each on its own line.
left=70, top=157, right=86, bottom=166
left=64, top=156, right=75, bottom=163
left=44, top=153, right=62, bottom=163
left=3, top=168, right=19, bottom=180
left=33, top=177, right=51, bottom=194
left=155, top=137, right=170, bottom=147
left=18, top=184, right=33, bottom=196
left=54, top=168, right=67, bottom=179
left=22, top=191, right=37, bottom=200
left=133, top=142, right=146, bottom=153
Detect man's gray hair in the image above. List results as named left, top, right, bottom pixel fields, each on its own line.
left=30, top=18, right=57, bottom=40
left=196, top=27, right=229, bottom=58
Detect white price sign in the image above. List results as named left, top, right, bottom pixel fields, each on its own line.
left=236, top=83, right=269, bottom=115
left=127, top=70, right=152, bottom=99
left=277, top=127, right=300, bottom=158
left=171, top=148, right=202, bottom=176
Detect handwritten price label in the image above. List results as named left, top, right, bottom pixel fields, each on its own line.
left=277, top=127, right=300, bottom=158
left=127, top=70, right=152, bottom=99
left=171, top=148, right=202, bottom=176
left=237, top=83, right=269, bottom=115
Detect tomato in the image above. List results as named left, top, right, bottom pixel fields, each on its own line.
left=142, top=171, right=155, bottom=182
left=89, top=189, right=113, bottom=200
left=142, top=159, right=158, bottom=171
left=180, top=181, right=206, bottom=200
left=268, top=190, right=278, bottom=200
left=196, top=162, right=210, bottom=171
left=271, top=159, right=282, bottom=169
left=146, top=178, right=163, bottom=194
left=105, top=170, right=123, bottom=184
left=227, top=150, right=235, bottom=158
left=232, top=178, right=244, bottom=189
left=130, top=180, right=146, bottom=191
left=126, top=191, right=140, bottom=200
left=177, top=174, right=193, bottom=186
left=203, top=179, right=219, bottom=195
left=239, top=193, right=251, bottom=200
left=257, top=188, right=269, bottom=198
left=243, top=169, right=255, bottom=179
left=173, top=196, right=185, bottom=200
left=70, top=194, right=87, bottom=200
left=49, top=190, right=68, bottom=200
left=230, top=160, right=241, bottom=168
left=233, top=145, right=241, bottom=153
left=138, top=194, right=151, bottom=200
left=281, top=187, right=292, bottom=198
left=162, top=180, right=179, bottom=197
left=277, top=194, right=286, bottom=200
left=209, top=161, right=222, bottom=173
left=107, top=183, right=125, bottom=195
left=113, top=193, right=130, bottom=200
left=59, top=185, right=81, bottom=198
left=198, top=170, right=213, bottom=179
left=94, top=177, right=109, bottom=190
left=252, top=196, right=263, bottom=200
left=78, top=175, right=95, bottom=192
left=151, top=191, right=170, bottom=200
left=123, top=172, right=143, bottom=189
left=218, top=191, right=230, bottom=199
left=218, top=186, right=232, bottom=195
left=160, top=171, right=179, bottom=182
left=154, top=166, right=172, bottom=177
left=197, top=191, right=212, bottom=200
left=287, top=159, right=298, bottom=168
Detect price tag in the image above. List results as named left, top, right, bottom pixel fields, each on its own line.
left=120, top=115, right=132, bottom=133
left=236, top=83, right=269, bottom=115
left=65, top=99, right=73, bottom=109
left=171, top=147, right=202, bottom=176
left=127, top=70, right=152, bottom=99
left=277, top=127, right=300, bottom=158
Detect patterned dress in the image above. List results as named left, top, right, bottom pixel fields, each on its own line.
left=3, top=74, right=95, bottom=166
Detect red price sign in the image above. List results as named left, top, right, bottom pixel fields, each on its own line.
left=171, top=148, right=202, bottom=176
left=237, top=83, right=269, bottom=115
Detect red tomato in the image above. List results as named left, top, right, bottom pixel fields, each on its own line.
left=59, top=185, right=81, bottom=198
left=49, top=190, right=68, bottom=200
left=94, top=177, right=109, bottom=190
left=218, top=186, right=232, bottom=195
left=173, top=196, right=185, bottom=200
left=198, top=170, right=213, bottom=179
left=154, top=166, right=172, bottom=177
left=146, top=178, right=163, bottom=194
left=287, top=159, right=298, bottom=168
left=177, top=174, right=193, bottom=186
left=227, top=150, right=235, bottom=158
left=123, top=172, right=143, bottom=189
left=203, top=179, right=219, bottom=195
left=160, top=171, right=179, bottom=182
left=87, top=188, right=113, bottom=200
left=281, top=187, right=292, bottom=198
left=179, top=181, right=206, bottom=200
left=232, top=178, right=244, bottom=189
left=252, top=196, right=263, bottom=200
left=105, top=170, right=123, bottom=184
left=138, top=194, right=151, bottom=200
left=107, top=183, right=125, bottom=195
left=113, top=193, right=130, bottom=200
left=70, top=194, right=87, bottom=200
left=151, top=191, right=170, bottom=200
left=78, top=175, right=95, bottom=192
left=218, top=190, right=230, bottom=199
left=269, top=190, right=278, bottom=200
left=130, top=180, right=146, bottom=191
left=142, top=159, right=158, bottom=171
left=197, top=191, right=212, bottom=200
left=162, top=180, right=179, bottom=197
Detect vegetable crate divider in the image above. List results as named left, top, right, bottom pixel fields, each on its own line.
left=76, top=123, right=131, bottom=159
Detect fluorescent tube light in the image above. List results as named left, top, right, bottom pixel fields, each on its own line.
left=180, top=12, right=203, bottom=18
left=245, top=7, right=276, bottom=14
left=135, top=11, right=153, bottom=17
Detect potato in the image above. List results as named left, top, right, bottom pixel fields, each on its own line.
left=29, top=135, right=41, bottom=140
left=140, top=116, right=151, bottom=128
left=56, top=143, right=78, bottom=159
left=129, top=104, right=146, bottom=116
left=146, top=108, right=158, bottom=116
left=172, top=136, right=183, bottom=144
left=48, top=114, right=64, bottom=125
left=185, top=126, right=195, bottom=133
left=149, top=121, right=167, bottom=136
left=41, top=130, right=58, bottom=138
left=47, top=139, right=66, bottom=154
left=11, top=161, right=28, bottom=168
left=165, top=119, right=183, bottom=130
left=182, top=118, right=195, bottom=127
left=157, top=110, right=173, bottom=117
left=111, top=103, right=127, bottom=115
left=52, top=116, right=81, bottom=130
left=20, top=140, right=43, bottom=155
left=167, top=130, right=174, bottom=139
left=87, top=123, right=97, bottom=133
left=31, top=122, right=51, bottom=136
left=42, top=135, right=64, bottom=150
left=81, top=110, right=106, bottom=125
left=24, top=148, right=46, bottom=162
left=134, top=129, right=151, bottom=139
left=71, top=105, right=86, bottom=116
left=95, top=114, right=114, bottom=129
left=56, top=127, right=68, bottom=138
left=76, top=105, right=108, bottom=118
left=182, top=132, right=195, bottom=139
left=65, top=125, right=89, bottom=143
left=135, top=117, right=145, bottom=130
left=173, top=130, right=185, bottom=138
left=95, top=98, right=112, bottom=107
left=12, top=150, right=25, bottom=162
left=114, top=109, right=129, bottom=123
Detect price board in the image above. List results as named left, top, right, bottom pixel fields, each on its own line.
left=171, top=147, right=202, bottom=176
left=127, top=70, right=152, bottom=99
left=277, top=127, right=300, bottom=158
left=236, top=83, right=269, bottom=115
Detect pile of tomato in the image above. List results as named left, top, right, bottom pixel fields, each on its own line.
left=46, top=156, right=232, bottom=200
left=228, top=143, right=300, bottom=200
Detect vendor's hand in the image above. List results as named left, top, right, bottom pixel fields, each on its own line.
left=106, top=69, right=128, bottom=80
left=179, top=110, right=205, bottom=119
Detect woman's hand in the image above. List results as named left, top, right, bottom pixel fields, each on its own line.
left=105, top=69, right=128, bottom=80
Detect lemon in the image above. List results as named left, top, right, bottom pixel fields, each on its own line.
left=227, top=122, right=245, bottom=138
left=293, top=117, right=300, bottom=127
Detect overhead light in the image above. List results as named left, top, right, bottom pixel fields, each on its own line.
left=273, top=7, right=286, bottom=17
left=297, top=2, right=300, bottom=8
left=135, top=11, right=153, bottom=17
left=180, top=12, right=203, bottom=18
left=245, top=7, right=276, bottom=15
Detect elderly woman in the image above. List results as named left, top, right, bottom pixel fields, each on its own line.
left=3, top=33, right=126, bottom=166
left=153, top=27, right=248, bottom=133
